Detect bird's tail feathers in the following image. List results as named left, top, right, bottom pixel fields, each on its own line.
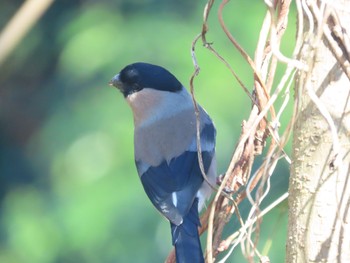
left=170, top=198, right=204, bottom=263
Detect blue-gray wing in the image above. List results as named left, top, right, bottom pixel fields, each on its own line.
left=136, top=121, right=216, bottom=225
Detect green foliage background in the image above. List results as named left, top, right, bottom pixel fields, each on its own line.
left=0, top=1, right=295, bottom=262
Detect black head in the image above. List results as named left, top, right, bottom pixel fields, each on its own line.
left=109, top=62, right=183, bottom=97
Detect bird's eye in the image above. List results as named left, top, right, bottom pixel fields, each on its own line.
left=124, top=68, right=139, bottom=84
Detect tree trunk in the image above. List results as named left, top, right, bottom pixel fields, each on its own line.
left=287, top=1, right=350, bottom=262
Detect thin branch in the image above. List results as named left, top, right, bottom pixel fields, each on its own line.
left=217, top=192, right=289, bottom=262
left=0, top=0, right=54, bottom=66
left=323, top=17, right=350, bottom=81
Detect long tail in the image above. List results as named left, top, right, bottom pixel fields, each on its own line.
left=170, top=198, right=204, bottom=263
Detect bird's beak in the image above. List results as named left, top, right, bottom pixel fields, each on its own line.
left=109, top=74, right=122, bottom=88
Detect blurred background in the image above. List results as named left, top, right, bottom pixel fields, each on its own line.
left=0, top=0, right=295, bottom=262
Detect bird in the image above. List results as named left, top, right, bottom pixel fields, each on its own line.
left=109, top=62, right=216, bottom=263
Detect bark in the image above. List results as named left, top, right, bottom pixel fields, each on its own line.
left=287, top=1, right=350, bottom=262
